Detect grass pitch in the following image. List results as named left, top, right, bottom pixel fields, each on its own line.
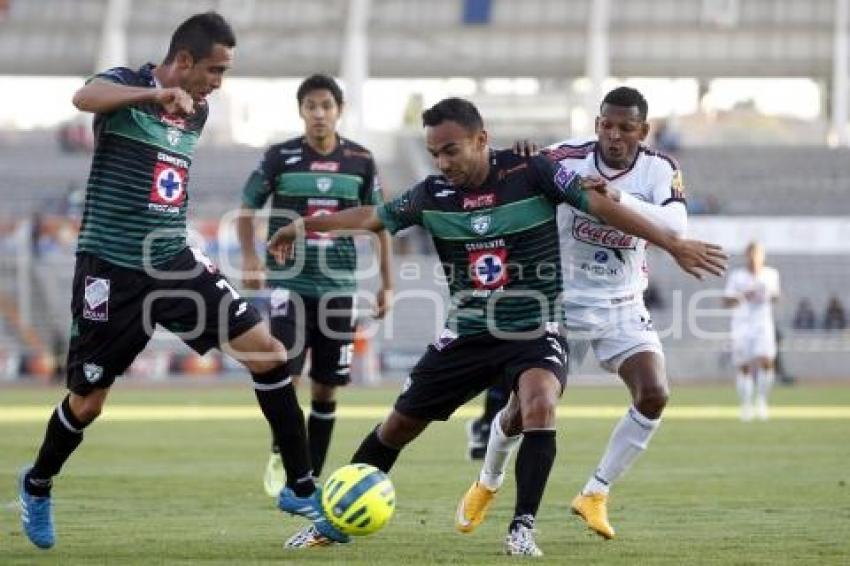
left=1, top=384, right=849, bottom=565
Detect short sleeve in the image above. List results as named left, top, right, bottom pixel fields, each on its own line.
left=376, top=182, right=428, bottom=234
left=651, top=157, right=687, bottom=207
left=241, top=147, right=277, bottom=209
left=88, top=67, right=136, bottom=86
left=527, top=153, right=589, bottom=212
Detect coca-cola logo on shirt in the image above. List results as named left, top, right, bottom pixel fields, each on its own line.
left=572, top=216, right=637, bottom=250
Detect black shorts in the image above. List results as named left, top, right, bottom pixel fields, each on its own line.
left=67, top=248, right=262, bottom=395
left=269, top=290, right=355, bottom=386
left=394, top=330, right=568, bottom=421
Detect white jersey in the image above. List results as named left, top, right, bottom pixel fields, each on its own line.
left=548, top=138, right=687, bottom=307
left=724, top=267, right=781, bottom=335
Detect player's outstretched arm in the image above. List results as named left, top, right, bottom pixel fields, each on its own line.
left=586, top=190, right=727, bottom=279
left=267, top=205, right=384, bottom=265
left=72, top=79, right=194, bottom=115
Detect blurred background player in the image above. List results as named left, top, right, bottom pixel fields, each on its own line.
left=237, top=74, right=392, bottom=496
left=723, top=241, right=781, bottom=421
left=462, top=86, right=692, bottom=540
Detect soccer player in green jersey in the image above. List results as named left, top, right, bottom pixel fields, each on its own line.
left=237, top=74, right=392, bottom=496
left=268, top=98, right=725, bottom=554
left=17, top=12, right=347, bottom=551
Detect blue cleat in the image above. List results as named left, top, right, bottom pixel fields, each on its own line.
left=278, top=486, right=350, bottom=544
left=17, top=466, right=55, bottom=549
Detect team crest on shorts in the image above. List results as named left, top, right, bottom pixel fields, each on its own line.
left=83, top=277, right=110, bottom=321
left=469, top=248, right=509, bottom=289
left=83, top=363, right=104, bottom=384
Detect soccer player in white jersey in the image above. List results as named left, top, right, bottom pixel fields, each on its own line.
left=457, top=86, right=694, bottom=541
left=723, top=241, right=781, bottom=421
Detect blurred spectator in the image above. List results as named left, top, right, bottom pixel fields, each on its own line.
left=823, top=296, right=847, bottom=330
left=57, top=118, right=94, bottom=153
left=792, top=298, right=816, bottom=330
left=652, top=118, right=681, bottom=154
left=687, top=193, right=721, bottom=215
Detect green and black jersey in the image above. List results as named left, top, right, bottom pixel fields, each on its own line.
left=242, top=136, right=383, bottom=297
left=378, top=149, right=588, bottom=336
left=76, top=64, right=207, bottom=269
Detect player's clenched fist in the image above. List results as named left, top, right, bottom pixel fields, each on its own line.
left=154, top=87, right=195, bottom=116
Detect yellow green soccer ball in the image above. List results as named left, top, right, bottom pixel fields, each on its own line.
left=321, top=463, right=396, bottom=536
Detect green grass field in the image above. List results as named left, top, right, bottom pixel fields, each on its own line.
left=2, top=384, right=849, bottom=565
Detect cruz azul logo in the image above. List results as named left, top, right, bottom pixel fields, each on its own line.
left=149, top=153, right=188, bottom=213
left=469, top=248, right=509, bottom=290
left=572, top=216, right=637, bottom=250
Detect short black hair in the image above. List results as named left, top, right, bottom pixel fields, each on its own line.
left=422, top=97, right=484, bottom=132
left=601, top=86, right=648, bottom=121
left=163, top=12, right=236, bottom=64
left=297, top=74, right=344, bottom=106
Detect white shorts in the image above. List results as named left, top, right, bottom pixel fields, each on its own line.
left=731, top=326, right=776, bottom=366
left=563, top=302, right=663, bottom=374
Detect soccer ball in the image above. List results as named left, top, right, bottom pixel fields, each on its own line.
left=321, top=463, right=395, bottom=536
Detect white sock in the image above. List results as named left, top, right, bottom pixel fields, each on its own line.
left=478, top=410, right=522, bottom=491
left=736, top=371, right=754, bottom=409
left=754, top=366, right=774, bottom=406
left=583, top=406, right=660, bottom=495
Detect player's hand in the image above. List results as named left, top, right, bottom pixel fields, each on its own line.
left=154, top=87, right=195, bottom=116
left=670, top=238, right=728, bottom=280
left=580, top=175, right=623, bottom=202
left=267, top=222, right=301, bottom=265
left=241, top=254, right=265, bottom=290
left=374, top=287, right=394, bottom=320
left=511, top=139, right=540, bottom=157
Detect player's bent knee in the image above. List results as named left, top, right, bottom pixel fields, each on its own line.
left=69, top=393, right=105, bottom=424
left=520, top=395, right=557, bottom=429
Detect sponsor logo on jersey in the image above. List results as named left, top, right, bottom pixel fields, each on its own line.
left=306, top=198, right=339, bottom=243
left=149, top=160, right=187, bottom=213
left=470, top=214, right=491, bottom=236
left=572, top=216, right=637, bottom=250
left=670, top=170, right=686, bottom=199
left=554, top=164, right=578, bottom=191
left=469, top=247, right=509, bottom=290
left=160, top=113, right=186, bottom=129
left=316, top=177, right=333, bottom=193
left=83, top=276, right=109, bottom=321
left=463, top=193, right=495, bottom=209
left=83, top=363, right=104, bottom=383
left=285, top=156, right=302, bottom=165
left=434, top=189, right=455, bottom=198
left=310, top=161, right=340, bottom=172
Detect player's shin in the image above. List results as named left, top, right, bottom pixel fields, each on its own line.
left=479, top=409, right=523, bottom=491
left=351, top=425, right=401, bottom=473
left=585, top=406, right=660, bottom=494
left=27, top=396, right=91, bottom=495
left=251, top=364, right=315, bottom=496
left=511, top=429, right=556, bottom=531
left=308, top=400, right=337, bottom=477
